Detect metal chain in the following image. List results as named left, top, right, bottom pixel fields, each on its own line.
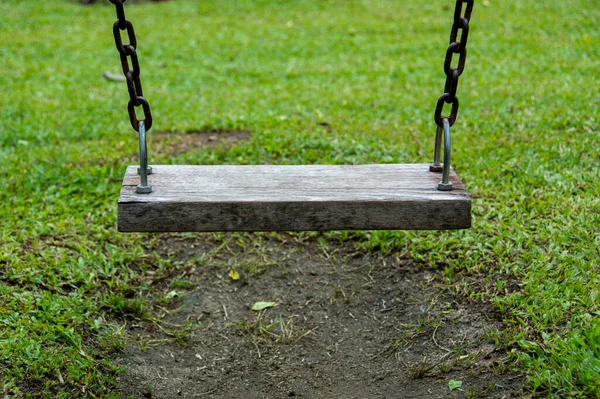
left=434, top=0, right=474, bottom=128
left=109, top=0, right=153, bottom=132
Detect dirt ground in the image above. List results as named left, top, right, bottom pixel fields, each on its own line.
left=115, top=233, right=522, bottom=398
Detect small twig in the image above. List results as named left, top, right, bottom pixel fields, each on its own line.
left=215, top=332, right=230, bottom=341
left=197, top=388, right=219, bottom=396
left=295, top=327, right=318, bottom=342
left=251, top=339, right=261, bottom=358
left=432, top=323, right=452, bottom=353
left=57, top=369, right=65, bottom=385
left=144, top=339, right=171, bottom=346
left=156, top=370, right=167, bottom=380
left=102, top=71, right=126, bottom=82
left=153, top=321, right=178, bottom=337
left=222, top=304, right=228, bottom=321
left=230, top=342, right=241, bottom=358
left=369, top=345, right=393, bottom=360
left=425, top=290, right=444, bottom=313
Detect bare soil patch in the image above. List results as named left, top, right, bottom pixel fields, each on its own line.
left=116, top=235, right=522, bottom=398
left=151, top=130, right=251, bottom=158
left=113, top=129, right=251, bottom=167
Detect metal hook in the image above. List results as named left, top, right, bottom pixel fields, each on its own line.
left=438, top=118, right=453, bottom=191
left=430, top=118, right=453, bottom=191
left=136, top=120, right=152, bottom=194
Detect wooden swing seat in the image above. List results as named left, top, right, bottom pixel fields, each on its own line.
left=118, top=164, right=471, bottom=232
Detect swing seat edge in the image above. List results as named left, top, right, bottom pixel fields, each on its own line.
left=117, top=164, right=471, bottom=232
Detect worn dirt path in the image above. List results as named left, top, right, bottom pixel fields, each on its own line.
left=116, top=234, right=521, bottom=398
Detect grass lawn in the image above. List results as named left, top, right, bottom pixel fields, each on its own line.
left=1, top=0, right=599, bottom=397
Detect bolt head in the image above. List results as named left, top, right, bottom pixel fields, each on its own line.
left=136, top=184, right=153, bottom=194
left=437, top=182, right=453, bottom=191
left=429, top=164, right=443, bottom=173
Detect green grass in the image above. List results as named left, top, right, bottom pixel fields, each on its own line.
left=0, top=0, right=599, bottom=396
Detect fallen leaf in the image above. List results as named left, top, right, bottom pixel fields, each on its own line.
left=448, top=380, right=463, bottom=391
left=228, top=269, right=240, bottom=281
left=251, top=301, right=278, bottom=311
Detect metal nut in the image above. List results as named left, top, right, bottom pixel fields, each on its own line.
left=429, top=164, right=443, bottom=173
left=136, top=184, right=152, bottom=194
left=437, top=182, right=453, bottom=191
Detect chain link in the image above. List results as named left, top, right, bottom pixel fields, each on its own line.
left=109, top=0, right=470, bottom=132
left=109, top=0, right=152, bottom=131
left=434, top=0, right=474, bottom=128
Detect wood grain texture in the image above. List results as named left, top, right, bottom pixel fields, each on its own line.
left=118, top=164, right=471, bottom=232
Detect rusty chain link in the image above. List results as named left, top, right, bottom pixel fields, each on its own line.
left=434, top=0, right=474, bottom=127
left=109, top=0, right=152, bottom=131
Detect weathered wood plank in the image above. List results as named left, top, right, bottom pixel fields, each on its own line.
left=118, top=164, right=471, bottom=232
